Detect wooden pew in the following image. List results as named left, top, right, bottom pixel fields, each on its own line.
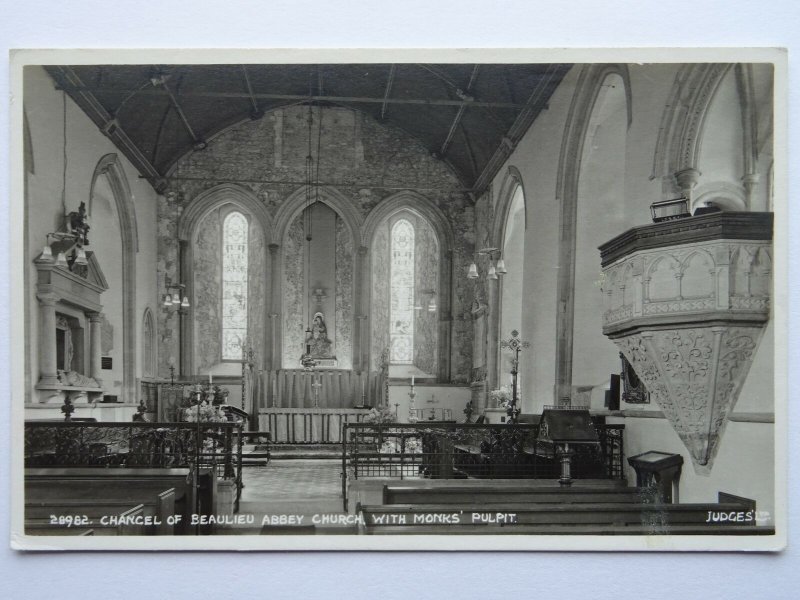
left=25, top=488, right=176, bottom=536
left=359, top=502, right=773, bottom=535
left=358, top=481, right=775, bottom=535
left=24, top=467, right=216, bottom=535
left=382, top=484, right=644, bottom=506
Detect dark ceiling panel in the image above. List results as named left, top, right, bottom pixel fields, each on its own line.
left=45, top=63, right=570, bottom=192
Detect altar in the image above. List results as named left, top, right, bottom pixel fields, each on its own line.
left=253, top=369, right=386, bottom=442
left=253, top=369, right=385, bottom=410
left=258, top=407, right=373, bottom=443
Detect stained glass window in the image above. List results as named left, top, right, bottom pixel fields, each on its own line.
left=222, top=211, right=248, bottom=360
left=390, top=219, right=414, bottom=363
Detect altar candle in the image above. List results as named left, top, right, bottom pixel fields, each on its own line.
left=209, top=373, right=213, bottom=385
left=411, top=376, right=415, bottom=387
left=272, top=377, right=277, bottom=399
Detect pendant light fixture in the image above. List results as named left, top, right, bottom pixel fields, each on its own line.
left=467, top=248, right=507, bottom=280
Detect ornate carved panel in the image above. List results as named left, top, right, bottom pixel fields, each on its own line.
left=600, top=212, right=772, bottom=473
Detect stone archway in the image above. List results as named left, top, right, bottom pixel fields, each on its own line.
left=89, top=153, right=138, bottom=403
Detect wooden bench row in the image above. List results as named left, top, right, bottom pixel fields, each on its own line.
left=24, top=467, right=218, bottom=536
left=357, top=481, right=774, bottom=535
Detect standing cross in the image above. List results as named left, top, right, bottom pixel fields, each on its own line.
left=311, top=376, right=322, bottom=408
left=500, top=330, right=531, bottom=423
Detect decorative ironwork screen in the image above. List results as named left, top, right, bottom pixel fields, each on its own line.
left=25, top=421, right=244, bottom=507
left=341, top=421, right=625, bottom=510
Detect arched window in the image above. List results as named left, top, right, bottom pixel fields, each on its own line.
left=390, top=219, right=415, bottom=364
left=222, top=211, right=248, bottom=360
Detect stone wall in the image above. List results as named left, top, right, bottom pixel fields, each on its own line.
left=414, top=215, right=438, bottom=375
left=193, top=208, right=223, bottom=372
left=370, top=223, right=390, bottom=368
left=248, top=215, right=266, bottom=366
left=282, top=215, right=306, bottom=369
left=159, top=104, right=474, bottom=381
left=24, top=66, right=160, bottom=400
left=335, top=215, right=354, bottom=370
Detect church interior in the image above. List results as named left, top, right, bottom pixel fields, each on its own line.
left=20, top=60, right=777, bottom=539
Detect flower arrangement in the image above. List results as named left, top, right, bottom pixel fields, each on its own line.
left=363, top=405, right=396, bottom=424
left=489, top=386, right=512, bottom=407
left=183, top=402, right=227, bottom=423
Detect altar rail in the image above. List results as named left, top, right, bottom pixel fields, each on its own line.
left=258, top=408, right=373, bottom=443
left=341, top=422, right=625, bottom=511
left=24, top=421, right=244, bottom=509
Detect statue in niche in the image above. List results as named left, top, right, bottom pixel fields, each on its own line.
left=309, top=312, right=333, bottom=358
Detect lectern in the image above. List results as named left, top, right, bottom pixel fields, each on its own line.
left=628, top=451, right=683, bottom=503
left=538, top=408, right=599, bottom=486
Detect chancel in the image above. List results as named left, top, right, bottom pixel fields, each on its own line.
left=19, top=58, right=779, bottom=540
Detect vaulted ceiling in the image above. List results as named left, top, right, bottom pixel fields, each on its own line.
left=45, top=63, right=571, bottom=193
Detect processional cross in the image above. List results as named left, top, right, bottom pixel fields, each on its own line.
left=500, top=330, right=530, bottom=423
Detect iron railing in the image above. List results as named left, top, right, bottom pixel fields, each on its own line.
left=341, top=422, right=625, bottom=511
left=24, top=421, right=244, bottom=508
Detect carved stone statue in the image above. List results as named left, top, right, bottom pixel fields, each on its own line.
left=308, top=312, right=332, bottom=358
left=57, top=369, right=100, bottom=388
left=66, top=201, right=91, bottom=245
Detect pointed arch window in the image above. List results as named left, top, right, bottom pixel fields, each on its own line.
left=222, top=211, right=248, bottom=360
left=390, top=219, right=414, bottom=363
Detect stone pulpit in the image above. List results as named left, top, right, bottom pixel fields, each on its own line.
left=599, top=212, right=772, bottom=473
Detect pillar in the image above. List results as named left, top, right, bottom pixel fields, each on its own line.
left=354, top=245, right=369, bottom=371
left=87, top=311, right=104, bottom=387
left=268, top=243, right=281, bottom=369
left=742, top=172, right=760, bottom=209
left=37, top=292, right=59, bottom=387
left=674, top=168, right=701, bottom=202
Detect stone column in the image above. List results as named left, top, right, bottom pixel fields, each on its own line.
left=486, top=276, right=500, bottom=393
left=178, top=239, right=191, bottom=378
left=36, top=293, right=59, bottom=387
left=742, top=173, right=760, bottom=209
left=87, top=311, right=104, bottom=387
left=268, top=243, right=281, bottom=370
left=439, top=248, right=454, bottom=383
left=674, top=168, right=701, bottom=203
left=354, top=245, right=369, bottom=371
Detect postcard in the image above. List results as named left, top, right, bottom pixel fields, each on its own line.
left=9, top=48, right=787, bottom=551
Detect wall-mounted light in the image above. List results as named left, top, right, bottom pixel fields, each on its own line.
left=164, top=277, right=190, bottom=312
left=467, top=248, right=507, bottom=280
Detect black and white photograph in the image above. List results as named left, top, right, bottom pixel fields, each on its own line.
left=8, top=48, right=787, bottom=553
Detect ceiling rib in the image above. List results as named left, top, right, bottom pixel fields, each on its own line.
left=159, top=78, right=205, bottom=149
left=380, top=65, right=396, bottom=120
left=440, top=65, right=480, bottom=157
left=151, top=101, right=174, bottom=165
left=472, top=64, right=569, bottom=194
left=45, top=66, right=165, bottom=190
left=55, top=87, right=525, bottom=109
left=241, top=65, right=262, bottom=118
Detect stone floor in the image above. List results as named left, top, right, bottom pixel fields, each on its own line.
left=219, top=459, right=352, bottom=534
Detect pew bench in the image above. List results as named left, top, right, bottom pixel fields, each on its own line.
left=25, top=504, right=149, bottom=536
left=358, top=500, right=774, bottom=535
left=382, top=483, right=645, bottom=506
left=25, top=489, right=176, bottom=535
left=24, top=467, right=217, bottom=535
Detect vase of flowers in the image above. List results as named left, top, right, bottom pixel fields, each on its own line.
left=489, top=386, right=511, bottom=409
left=183, top=402, right=227, bottom=423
